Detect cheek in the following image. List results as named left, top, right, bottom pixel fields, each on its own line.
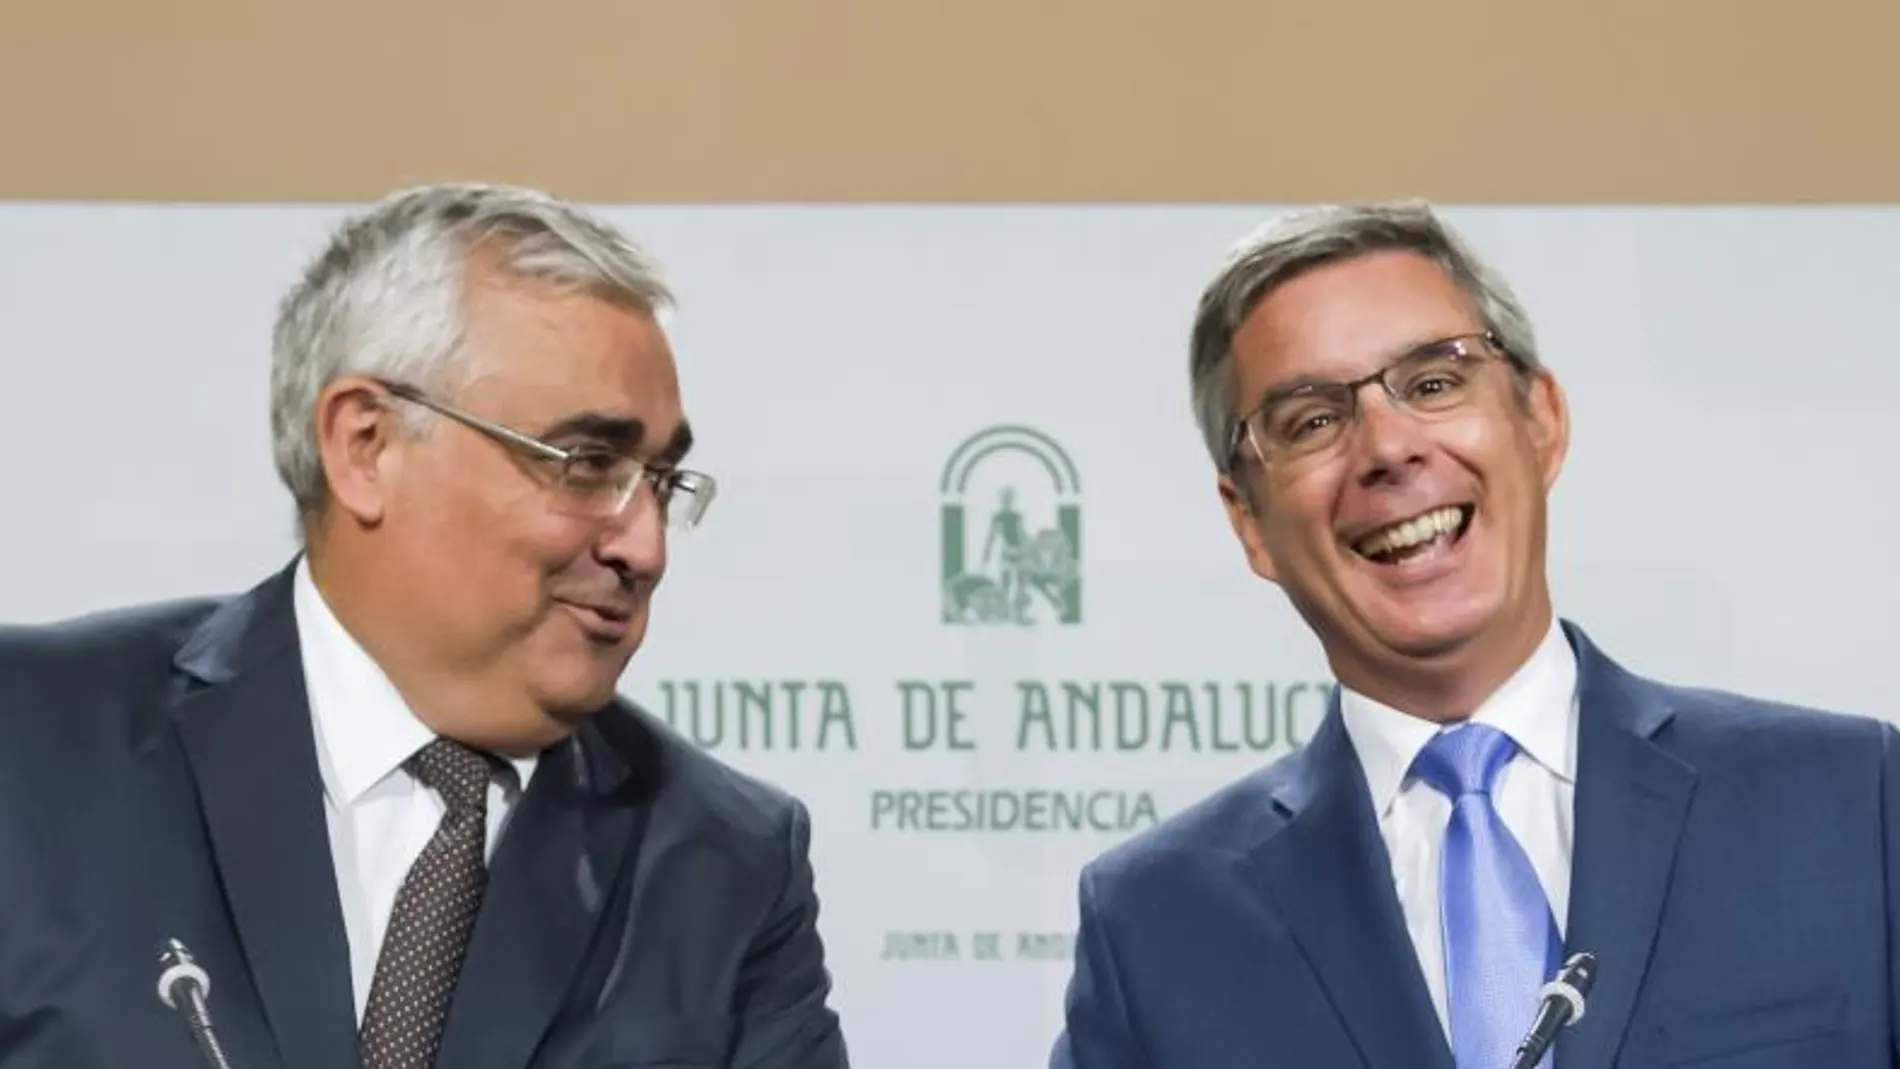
left=1448, top=394, right=1533, bottom=455
left=1259, top=469, right=1346, bottom=561
left=413, top=448, right=575, bottom=552
left=402, top=486, right=589, bottom=612
left=1441, top=417, right=1537, bottom=502
left=500, top=513, right=602, bottom=584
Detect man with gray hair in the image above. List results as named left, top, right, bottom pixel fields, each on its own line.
left=1050, top=201, right=1900, bottom=1068
left=0, top=182, right=849, bottom=1069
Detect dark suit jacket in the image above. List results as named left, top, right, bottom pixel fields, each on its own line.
left=1051, top=622, right=1900, bottom=1068
left=0, top=563, right=849, bottom=1069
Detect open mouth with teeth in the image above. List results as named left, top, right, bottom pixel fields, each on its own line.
left=1350, top=505, right=1475, bottom=564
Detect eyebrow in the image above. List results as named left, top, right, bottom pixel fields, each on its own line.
left=654, top=422, right=694, bottom=466
left=1251, top=331, right=1478, bottom=408
left=1253, top=373, right=1341, bottom=410
left=539, top=412, right=645, bottom=450
left=538, top=411, right=695, bottom=465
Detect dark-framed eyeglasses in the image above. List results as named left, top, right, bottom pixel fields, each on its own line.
left=1226, top=331, right=1525, bottom=471
left=375, top=379, right=717, bottom=530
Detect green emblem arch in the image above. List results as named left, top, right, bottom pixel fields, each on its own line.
left=939, top=425, right=1081, bottom=626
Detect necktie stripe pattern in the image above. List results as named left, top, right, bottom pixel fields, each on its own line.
left=1411, top=723, right=1562, bottom=1069
left=358, top=737, right=496, bottom=1069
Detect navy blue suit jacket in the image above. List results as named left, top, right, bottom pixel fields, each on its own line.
left=1052, top=622, right=1900, bottom=1068
left=0, top=564, right=849, bottom=1068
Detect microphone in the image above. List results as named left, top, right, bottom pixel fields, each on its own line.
left=1509, top=951, right=1597, bottom=1069
left=157, top=938, right=236, bottom=1069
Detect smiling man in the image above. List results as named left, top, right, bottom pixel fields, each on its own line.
left=0, top=183, right=848, bottom=1069
left=1049, top=202, right=1900, bottom=1069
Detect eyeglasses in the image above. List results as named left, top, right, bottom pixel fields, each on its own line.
left=1226, top=331, right=1524, bottom=471
left=376, top=379, right=717, bottom=530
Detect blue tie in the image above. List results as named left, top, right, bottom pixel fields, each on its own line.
left=1412, top=723, right=1562, bottom=1069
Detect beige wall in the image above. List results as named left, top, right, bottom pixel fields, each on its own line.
left=1, top=0, right=1895, bottom=203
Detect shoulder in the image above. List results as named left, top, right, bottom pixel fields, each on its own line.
left=0, top=595, right=224, bottom=703
left=1078, top=752, right=1302, bottom=903
left=0, top=595, right=222, bottom=660
left=0, top=593, right=226, bottom=773
left=1656, top=680, right=1891, bottom=770
left=588, top=701, right=815, bottom=850
left=1565, top=621, right=1884, bottom=755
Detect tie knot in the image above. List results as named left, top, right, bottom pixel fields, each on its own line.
left=1411, top=722, right=1518, bottom=800
left=407, top=738, right=495, bottom=815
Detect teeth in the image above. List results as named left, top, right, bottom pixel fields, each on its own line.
left=1356, top=506, right=1465, bottom=559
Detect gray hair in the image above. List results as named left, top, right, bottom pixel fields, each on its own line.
left=269, top=181, right=674, bottom=531
left=1187, top=200, right=1540, bottom=472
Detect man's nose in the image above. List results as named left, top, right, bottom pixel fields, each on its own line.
left=595, top=483, right=668, bottom=576
left=1348, top=388, right=1430, bottom=487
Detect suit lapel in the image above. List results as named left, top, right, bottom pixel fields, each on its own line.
left=168, top=565, right=359, bottom=1069
left=1239, top=702, right=1455, bottom=1069
left=1555, top=623, right=1697, bottom=1068
left=433, top=709, right=654, bottom=1069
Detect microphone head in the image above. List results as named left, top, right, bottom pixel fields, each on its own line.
left=156, top=937, right=211, bottom=1008
left=158, top=938, right=195, bottom=969
left=1561, top=951, right=1599, bottom=995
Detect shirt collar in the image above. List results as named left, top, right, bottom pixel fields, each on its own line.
left=293, top=557, right=537, bottom=807
left=1338, top=615, right=1579, bottom=818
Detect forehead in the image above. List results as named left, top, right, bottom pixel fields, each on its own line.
left=460, top=262, right=685, bottom=438
left=1230, top=249, right=1481, bottom=399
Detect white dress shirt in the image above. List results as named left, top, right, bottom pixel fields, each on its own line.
left=1337, top=617, right=1579, bottom=1036
left=291, top=559, right=539, bottom=1023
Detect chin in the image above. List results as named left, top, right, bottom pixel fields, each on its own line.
left=1375, top=625, right=1482, bottom=661
left=1362, top=590, right=1505, bottom=661
left=531, top=656, right=631, bottom=719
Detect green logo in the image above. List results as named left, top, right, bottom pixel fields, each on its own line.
left=940, top=425, right=1081, bottom=626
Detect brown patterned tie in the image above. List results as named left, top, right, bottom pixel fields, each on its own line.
left=358, top=738, right=496, bottom=1069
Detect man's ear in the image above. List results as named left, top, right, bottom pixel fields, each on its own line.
left=313, top=376, right=401, bottom=528
left=1218, top=472, right=1281, bottom=583
left=1524, top=367, right=1570, bottom=491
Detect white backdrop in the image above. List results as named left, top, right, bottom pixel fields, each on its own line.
left=3, top=204, right=1898, bottom=1068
